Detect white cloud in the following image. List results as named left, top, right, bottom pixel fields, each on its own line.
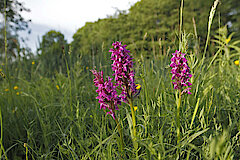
left=21, top=0, right=140, bottom=32
left=19, top=0, right=140, bottom=51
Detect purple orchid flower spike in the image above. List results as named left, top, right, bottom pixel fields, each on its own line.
left=91, top=69, right=121, bottom=119
left=109, top=41, right=137, bottom=102
left=170, top=50, right=192, bottom=95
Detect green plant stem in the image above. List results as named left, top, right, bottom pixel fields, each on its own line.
left=0, top=106, right=2, bottom=158
left=177, top=90, right=181, bottom=155
left=1, top=1, right=8, bottom=159
left=202, top=0, right=219, bottom=64
left=115, top=117, right=124, bottom=158
left=142, top=78, right=149, bottom=137
left=25, top=144, right=28, bottom=160
left=179, top=0, right=184, bottom=50
left=4, top=0, right=8, bottom=70
left=0, top=108, right=8, bottom=160
left=129, top=98, right=138, bottom=160
left=63, top=48, right=73, bottom=116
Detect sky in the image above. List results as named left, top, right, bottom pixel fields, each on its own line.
left=19, top=0, right=140, bottom=52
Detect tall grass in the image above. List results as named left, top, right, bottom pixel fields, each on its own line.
left=0, top=0, right=240, bottom=159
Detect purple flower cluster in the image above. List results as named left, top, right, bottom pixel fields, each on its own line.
left=91, top=69, right=121, bottom=119
left=109, top=41, right=137, bottom=101
left=170, top=50, right=192, bottom=94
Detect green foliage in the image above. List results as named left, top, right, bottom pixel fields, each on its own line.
left=1, top=0, right=240, bottom=159
left=1, top=29, right=240, bottom=158
left=38, top=30, right=69, bottom=77
left=71, top=0, right=240, bottom=57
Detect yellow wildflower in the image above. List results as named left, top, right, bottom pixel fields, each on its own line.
left=4, top=88, right=9, bottom=92
left=86, top=67, right=89, bottom=70
left=14, top=86, right=18, bottom=90
left=16, top=92, right=20, bottom=95
left=136, top=84, right=141, bottom=90
left=234, top=60, right=239, bottom=66
left=32, top=61, right=35, bottom=65
left=0, top=69, right=2, bottom=72
left=225, top=38, right=231, bottom=44
left=56, top=85, right=60, bottom=90
left=134, top=106, right=138, bottom=111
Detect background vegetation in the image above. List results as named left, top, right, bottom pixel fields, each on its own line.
left=0, top=0, right=240, bottom=159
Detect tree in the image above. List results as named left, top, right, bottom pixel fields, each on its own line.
left=0, top=0, right=31, bottom=63
left=38, top=30, right=68, bottom=77
left=0, top=0, right=31, bottom=32
left=71, top=0, right=240, bottom=58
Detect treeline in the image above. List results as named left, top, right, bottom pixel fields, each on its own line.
left=71, top=0, right=240, bottom=57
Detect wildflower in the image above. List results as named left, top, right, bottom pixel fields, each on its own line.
left=56, top=85, right=60, bottom=90
left=134, top=106, right=138, bottom=111
left=91, top=69, right=121, bottom=119
left=86, top=67, right=89, bottom=70
left=14, top=86, right=18, bottom=90
left=136, top=84, right=141, bottom=90
left=170, top=50, right=192, bottom=94
left=16, top=92, right=20, bottom=95
left=32, top=61, right=35, bottom=65
left=109, top=41, right=137, bottom=101
left=234, top=60, right=239, bottom=66
left=0, top=69, right=2, bottom=72
left=5, top=88, right=9, bottom=92
left=225, top=38, right=231, bottom=44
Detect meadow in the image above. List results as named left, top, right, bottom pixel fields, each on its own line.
left=1, top=0, right=240, bottom=159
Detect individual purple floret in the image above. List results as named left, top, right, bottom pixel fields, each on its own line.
left=170, top=50, right=192, bottom=94
left=109, top=41, right=137, bottom=101
left=91, top=69, right=121, bottom=119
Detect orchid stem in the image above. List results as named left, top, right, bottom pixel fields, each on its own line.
left=177, top=90, right=182, bottom=156
left=115, top=116, right=124, bottom=158
left=129, top=98, right=138, bottom=160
